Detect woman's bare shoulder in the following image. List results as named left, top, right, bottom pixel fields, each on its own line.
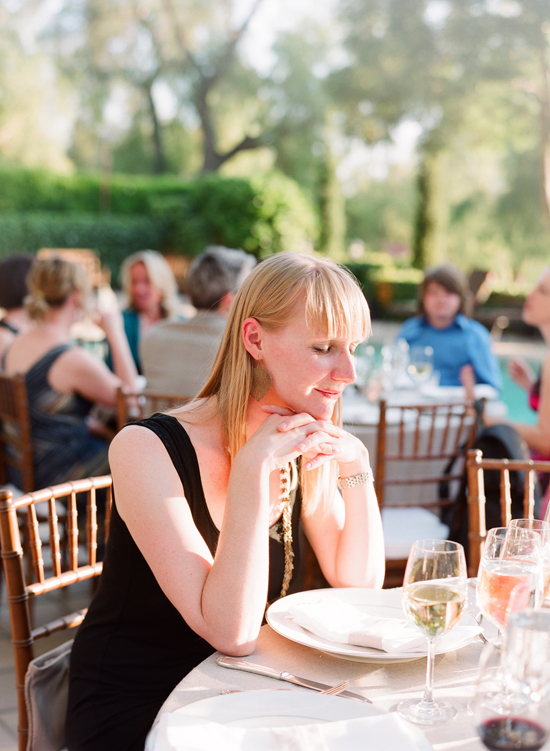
left=109, top=423, right=170, bottom=470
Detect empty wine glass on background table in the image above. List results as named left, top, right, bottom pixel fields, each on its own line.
left=354, top=344, right=375, bottom=394
left=407, top=346, right=434, bottom=386
left=476, top=527, right=543, bottom=642
left=398, top=539, right=467, bottom=725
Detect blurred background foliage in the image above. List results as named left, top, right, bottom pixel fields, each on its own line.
left=0, top=0, right=549, bottom=301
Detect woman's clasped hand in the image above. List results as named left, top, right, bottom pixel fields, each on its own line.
left=259, top=406, right=366, bottom=472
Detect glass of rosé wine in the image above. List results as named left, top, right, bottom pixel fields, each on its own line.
left=476, top=527, right=543, bottom=641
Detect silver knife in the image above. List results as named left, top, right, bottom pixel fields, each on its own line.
left=216, top=656, right=372, bottom=703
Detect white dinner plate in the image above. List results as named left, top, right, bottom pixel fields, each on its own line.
left=266, top=588, right=480, bottom=664
left=147, top=691, right=432, bottom=751
left=175, top=689, right=383, bottom=727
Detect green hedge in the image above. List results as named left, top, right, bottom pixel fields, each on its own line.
left=150, top=172, right=318, bottom=257
left=0, top=167, right=319, bottom=265
left=0, top=168, right=192, bottom=214
left=0, top=212, right=166, bottom=279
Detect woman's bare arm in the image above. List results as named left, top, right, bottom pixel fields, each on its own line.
left=272, top=409, right=385, bottom=589
left=506, top=351, right=550, bottom=455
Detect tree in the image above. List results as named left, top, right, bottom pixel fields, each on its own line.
left=39, top=0, right=272, bottom=174
left=331, top=0, right=550, bottom=271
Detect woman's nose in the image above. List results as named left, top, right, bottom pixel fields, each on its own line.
left=334, top=352, right=356, bottom=382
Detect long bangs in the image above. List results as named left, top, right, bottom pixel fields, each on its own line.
left=303, top=266, right=371, bottom=341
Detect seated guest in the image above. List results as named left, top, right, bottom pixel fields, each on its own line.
left=398, top=264, right=502, bottom=391
left=65, top=252, right=385, bottom=751
left=140, top=246, right=256, bottom=396
left=489, top=268, right=550, bottom=513
left=107, top=250, right=180, bottom=374
left=0, top=254, right=35, bottom=361
left=2, top=257, right=138, bottom=490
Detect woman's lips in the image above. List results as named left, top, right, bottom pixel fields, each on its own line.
left=316, top=388, right=341, bottom=398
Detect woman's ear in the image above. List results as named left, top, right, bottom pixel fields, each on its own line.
left=242, top=317, right=263, bottom=359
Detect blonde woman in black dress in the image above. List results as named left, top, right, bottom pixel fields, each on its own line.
left=66, top=252, right=384, bottom=751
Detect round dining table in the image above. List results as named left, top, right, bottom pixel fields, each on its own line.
left=145, top=585, right=495, bottom=751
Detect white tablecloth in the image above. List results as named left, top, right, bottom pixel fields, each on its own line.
left=146, top=617, right=490, bottom=751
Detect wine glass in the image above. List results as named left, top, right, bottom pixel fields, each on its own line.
left=473, top=642, right=550, bottom=751
left=407, top=346, right=434, bottom=386
left=509, top=519, right=550, bottom=603
left=354, top=344, right=375, bottom=394
left=503, top=609, right=550, bottom=705
left=476, top=527, right=543, bottom=641
left=398, top=539, right=467, bottom=725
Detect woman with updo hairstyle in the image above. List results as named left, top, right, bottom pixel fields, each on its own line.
left=0, top=253, right=35, bottom=360
left=2, top=256, right=138, bottom=490
left=108, top=249, right=180, bottom=373
left=66, top=252, right=384, bottom=751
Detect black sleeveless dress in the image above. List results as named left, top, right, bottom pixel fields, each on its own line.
left=65, top=413, right=301, bottom=751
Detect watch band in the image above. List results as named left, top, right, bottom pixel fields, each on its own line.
left=337, top=468, right=375, bottom=489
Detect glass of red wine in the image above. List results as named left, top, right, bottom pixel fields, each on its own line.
left=473, top=642, right=550, bottom=751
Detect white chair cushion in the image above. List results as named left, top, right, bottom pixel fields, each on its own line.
left=382, top=506, right=450, bottom=560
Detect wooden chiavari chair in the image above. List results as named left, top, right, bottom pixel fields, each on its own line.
left=466, top=449, right=550, bottom=576
left=0, top=476, right=113, bottom=751
left=373, top=399, right=479, bottom=587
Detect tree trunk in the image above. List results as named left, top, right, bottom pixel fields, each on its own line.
left=412, top=147, right=448, bottom=269
left=146, top=85, right=166, bottom=174
left=318, top=140, right=346, bottom=258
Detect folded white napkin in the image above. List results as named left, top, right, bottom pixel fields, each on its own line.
left=288, top=594, right=481, bottom=654
left=152, top=710, right=430, bottom=751
left=288, top=595, right=426, bottom=653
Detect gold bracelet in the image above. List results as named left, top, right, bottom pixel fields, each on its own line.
left=337, top=468, right=374, bottom=489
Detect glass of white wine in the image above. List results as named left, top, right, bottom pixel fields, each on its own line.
left=407, top=345, right=434, bottom=386
left=398, top=539, right=467, bottom=725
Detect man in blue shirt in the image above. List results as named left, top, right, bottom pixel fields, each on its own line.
left=397, top=265, right=502, bottom=392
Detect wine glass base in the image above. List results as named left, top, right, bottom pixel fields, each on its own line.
left=397, top=698, right=457, bottom=725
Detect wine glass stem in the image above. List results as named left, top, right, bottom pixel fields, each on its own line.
left=421, top=637, right=436, bottom=708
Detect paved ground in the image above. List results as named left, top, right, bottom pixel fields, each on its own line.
left=0, top=320, right=546, bottom=751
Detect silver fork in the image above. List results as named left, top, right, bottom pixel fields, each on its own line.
left=320, top=679, right=349, bottom=696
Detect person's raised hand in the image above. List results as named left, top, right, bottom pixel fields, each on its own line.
left=508, top=357, right=534, bottom=392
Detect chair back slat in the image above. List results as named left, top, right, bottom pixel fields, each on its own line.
left=27, top=505, right=45, bottom=583
left=48, top=496, right=63, bottom=577
left=524, top=470, right=536, bottom=519
left=87, top=485, right=98, bottom=566
left=0, top=475, right=113, bottom=751
left=503, top=468, right=513, bottom=526
left=68, top=490, right=79, bottom=570
left=466, top=449, right=550, bottom=576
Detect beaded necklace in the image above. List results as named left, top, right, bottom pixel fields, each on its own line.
left=278, top=461, right=297, bottom=599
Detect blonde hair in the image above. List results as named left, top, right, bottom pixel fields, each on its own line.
left=25, top=257, right=91, bottom=321
left=121, top=250, right=179, bottom=318
left=197, top=252, right=371, bottom=513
